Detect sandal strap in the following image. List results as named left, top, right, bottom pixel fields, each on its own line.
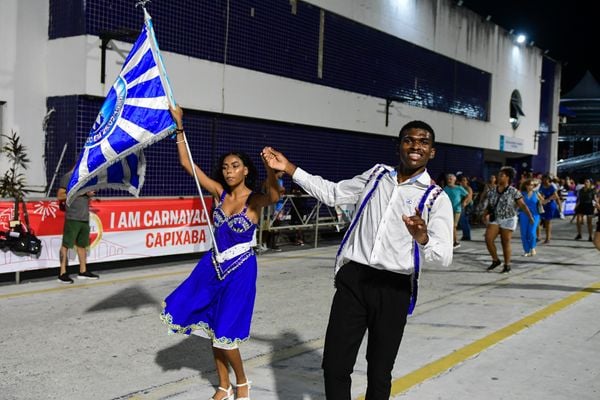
left=218, top=385, right=233, bottom=393
left=236, top=380, right=251, bottom=400
left=210, top=385, right=233, bottom=400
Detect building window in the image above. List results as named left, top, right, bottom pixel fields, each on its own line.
left=0, top=101, right=5, bottom=133
left=0, top=101, right=6, bottom=147
left=510, top=90, right=524, bottom=130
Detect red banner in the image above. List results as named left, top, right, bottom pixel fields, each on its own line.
left=0, top=197, right=213, bottom=274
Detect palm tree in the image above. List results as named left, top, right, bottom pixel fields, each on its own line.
left=0, top=130, right=42, bottom=257
left=0, top=131, right=31, bottom=221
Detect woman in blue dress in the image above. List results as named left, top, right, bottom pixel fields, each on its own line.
left=539, top=174, right=560, bottom=243
left=161, top=105, right=280, bottom=400
left=518, top=179, right=542, bottom=256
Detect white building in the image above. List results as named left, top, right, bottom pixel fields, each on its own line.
left=1, top=0, right=560, bottom=194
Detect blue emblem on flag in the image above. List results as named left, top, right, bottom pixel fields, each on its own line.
left=88, top=77, right=127, bottom=146
left=66, top=9, right=175, bottom=205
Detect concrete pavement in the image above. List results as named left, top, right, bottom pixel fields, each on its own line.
left=0, top=218, right=599, bottom=399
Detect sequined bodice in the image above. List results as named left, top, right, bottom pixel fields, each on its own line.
left=212, top=194, right=256, bottom=253
left=213, top=208, right=254, bottom=232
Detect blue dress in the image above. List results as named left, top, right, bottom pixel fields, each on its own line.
left=518, top=191, right=541, bottom=253
left=160, top=192, right=257, bottom=349
left=539, top=185, right=559, bottom=220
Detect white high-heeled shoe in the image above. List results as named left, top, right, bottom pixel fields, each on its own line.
left=210, top=385, right=233, bottom=400
left=235, top=380, right=252, bottom=400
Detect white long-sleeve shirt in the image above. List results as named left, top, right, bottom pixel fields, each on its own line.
left=293, top=164, right=454, bottom=274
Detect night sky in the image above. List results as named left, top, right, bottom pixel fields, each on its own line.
left=460, top=0, right=599, bottom=94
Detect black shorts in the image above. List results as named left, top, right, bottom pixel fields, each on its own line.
left=575, top=203, right=595, bottom=216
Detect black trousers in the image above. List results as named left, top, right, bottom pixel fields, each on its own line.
left=322, top=261, right=412, bottom=400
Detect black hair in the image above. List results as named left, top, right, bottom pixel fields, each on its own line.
left=212, top=151, right=258, bottom=193
left=399, top=120, right=436, bottom=144
left=499, top=166, right=516, bottom=181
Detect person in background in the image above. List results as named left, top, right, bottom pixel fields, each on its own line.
left=539, top=174, right=560, bottom=244
left=261, top=171, right=286, bottom=251
left=594, top=189, right=600, bottom=250
left=434, top=171, right=447, bottom=188
left=484, top=166, right=534, bottom=274
left=532, top=173, right=543, bottom=191
left=531, top=173, right=544, bottom=239
left=56, top=170, right=99, bottom=284
left=443, top=173, right=469, bottom=248
left=289, top=182, right=308, bottom=246
left=551, top=176, right=564, bottom=219
left=458, top=175, right=474, bottom=241
left=574, top=178, right=596, bottom=241
left=568, top=181, right=579, bottom=224
left=518, top=179, right=542, bottom=257
left=273, top=170, right=286, bottom=218
left=564, top=177, right=578, bottom=223
left=557, top=177, right=569, bottom=219
left=475, top=174, right=497, bottom=225
left=519, top=170, right=533, bottom=188
left=469, top=175, right=482, bottom=196
left=261, top=120, right=453, bottom=399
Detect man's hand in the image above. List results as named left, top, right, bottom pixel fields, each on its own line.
left=261, top=147, right=296, bottom=176
left=402, top=208, right=429, bottom=245
left=57, top=188, right=67, bottom=201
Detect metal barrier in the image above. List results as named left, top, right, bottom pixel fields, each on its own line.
left=557, top=150, right=600, bottom=171
left=256, top=194, right=352, bottom=249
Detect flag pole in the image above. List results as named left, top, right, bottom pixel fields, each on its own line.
left=141, top=4, right=220, bottom=257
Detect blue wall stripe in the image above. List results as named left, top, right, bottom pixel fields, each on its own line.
left=45, top=95, right=484, bottom=198
left=48, top=0, right=490, bottom=121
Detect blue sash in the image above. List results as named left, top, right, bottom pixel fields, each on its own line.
left=409, top=184, right=443, bottom=314
left=335, top=166, right=389, bottom=268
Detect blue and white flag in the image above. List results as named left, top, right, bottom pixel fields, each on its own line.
left=66, top=9, right=175, bottom=205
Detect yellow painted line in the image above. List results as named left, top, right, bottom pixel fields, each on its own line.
left=357, top=280, right=600, bottom=400
left=0, top=248, right=335, bottom=301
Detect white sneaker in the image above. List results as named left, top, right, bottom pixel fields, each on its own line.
left=531, top=248, right=536, bottom=256
left=523, top=252, right=531, bottom=257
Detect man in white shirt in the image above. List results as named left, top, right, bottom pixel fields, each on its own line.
left=261, top=120, right=453, bottom=399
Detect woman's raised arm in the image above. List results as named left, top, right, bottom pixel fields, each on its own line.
left=170, top=105, right=222, bottom=198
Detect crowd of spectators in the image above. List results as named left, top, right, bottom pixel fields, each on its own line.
left=433, top=171, right=600, bottom=253
left=259, top=169, right=600, bottom=254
